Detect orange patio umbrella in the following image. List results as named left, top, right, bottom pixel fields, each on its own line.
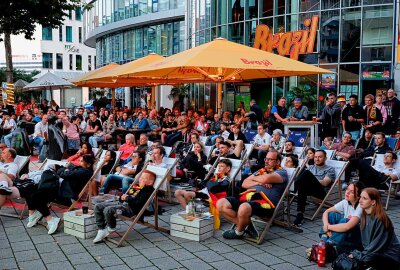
left=126, top=38, right=334, bottom=112
left=71, top=63, right=120, bottom=87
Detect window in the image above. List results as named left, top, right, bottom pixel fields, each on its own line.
left=42, top=26, right=52, bottom=41
left=76, top=55, right=82, bottom=70
left=88, top=55, right=92, bottom=71
left=68, top=10, right=72, bottom=19
left=58, top=26, right=63, bottom=41
left=75, top=7, right=82, bottom=21
left=66, top=26, right=73, bottom=42
left=79, top=27, right=82, bottom=43
left=42, top=53, right=53, bottom=69
left=56, top=53, right=63, bottom=69
left=69, top=54, right=73, bottom=70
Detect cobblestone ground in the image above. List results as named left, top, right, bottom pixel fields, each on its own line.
left=1, top=163, right=399, bottom=269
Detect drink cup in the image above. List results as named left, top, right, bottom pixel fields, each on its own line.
left=82, top=202, right=89, bottom=214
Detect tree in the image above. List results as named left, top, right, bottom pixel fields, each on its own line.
left=288, top=82, right=317, bottom=113
left=0, top=0, right=80, bottom=83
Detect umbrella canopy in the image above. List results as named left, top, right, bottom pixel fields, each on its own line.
left=13, top=79, right=29, bottom=90
left=71, top=63, right=119, bottom=87
left=23, top=71, right=74, bottom=92
left=129, top=38, right=333, bottom=82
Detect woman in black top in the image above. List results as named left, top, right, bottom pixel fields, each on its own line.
left=177, top=142, right=207, bottom=180
left=91, top=150, right=117, bottom=196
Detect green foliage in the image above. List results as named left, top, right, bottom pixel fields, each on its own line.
left=168, top=84, right=189, bottom=100
left=288, top=82, right=317, bottom=112
left=0, top=68, right=41, bottom=102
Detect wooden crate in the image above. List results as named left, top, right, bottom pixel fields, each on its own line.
left=63, top=210, right=97, bottom=239
left=91, top=194, right=119, bottom=208
left=170, top=212, right=214, bottom=241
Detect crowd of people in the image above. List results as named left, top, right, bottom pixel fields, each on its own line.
left=0, top=89, right=399, bottom=269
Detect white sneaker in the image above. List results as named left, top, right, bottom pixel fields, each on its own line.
left=47, top=217, right=60, bottom=235
left=93, top=229, right=110, bottom=243
left=27, top=211, right=43, bottom=228
left=107, top=227, right=116, bottom=233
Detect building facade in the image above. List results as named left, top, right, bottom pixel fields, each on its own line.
left=186, top=0, right=399, bottom=113
left=83, top=0, right=186, bottom=109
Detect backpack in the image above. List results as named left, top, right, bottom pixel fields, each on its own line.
left=11, top=129, right=30, bottom=156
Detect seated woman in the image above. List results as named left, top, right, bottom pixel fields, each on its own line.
left=100, top=150, right=145, bottom=194
left=67, top=142, right=94, bottom=166
left=25, top=155, right=95, bottom=234
left=320, top=182, right=365, bottom=253
left=93, top=169, right=157, bottom=243
left=62, top=116, right=81, bottom=154
left=176, top=142, right=207, bottom=180
left=118, top=133, right=137, bottom=164
left=89, top=114, right=116, bottom=148
left=161, top=114, right=177, bottom=145
left=284, top=154, right=299, bottom=168
left=90, top=150, right=117, bottom=196
left=306, top=147, right=315, bottom=167
left=348, top=188, right=400, bottom=269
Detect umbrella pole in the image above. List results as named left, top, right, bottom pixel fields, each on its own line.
left=111, top=88, right=115, bottom=107
left=151, top=86, right=155, bottom=109
left=217, top=82, right=223, bottom=114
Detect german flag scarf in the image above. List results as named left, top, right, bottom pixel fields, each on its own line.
left=207, top=173, right=229, bottom=230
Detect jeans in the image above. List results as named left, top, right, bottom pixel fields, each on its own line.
left=94, top=202, right=134, bottom=229
left=3, top=133, right=13, bottom=148
left=88, top=136, right=103, bottom=148
left=33, top=136, right=44, bottom=154
left=345, top=159, right=388, bottom=189
left=319, top=212, right=360, bottom=245
left=294, top=170, right=327, bottom=213
left=164, top=132, right=182, bottom=147
left=101, top=174, right=134, bottom=194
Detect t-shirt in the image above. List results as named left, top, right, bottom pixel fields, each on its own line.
left=89, top=119, right=103, bottom=131
left=334, top=199, right=362, bottom=219
left=250, top=168, right=289, bottom=206
left=307, top=164, right=336, bottom=182
left=254, top=133, right=271, bottom=146
left=0, top=162, right=19, bottom=178
left=373, top=165, right=400, bottom=180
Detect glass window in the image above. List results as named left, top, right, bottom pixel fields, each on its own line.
left=58, top=26, right=62, bottom=42
left=229, top=0, right=244, bottom=23
left=361, top=46, right=392, bottom=61
left=76, top=55, right=82, bottom=70
left=42, top=53, right=53, bottom=69
left=260, top=0, right=273, bottom=17
left=66, top=26, right=73, bottom=42
left=56, top=53, right=63, bottom=69
left=340, top=8, right=361, bottom=62
left=88, top=55, right=92, bottom=71
left=300, top=0, right=319, bottom=12
left=320, top=10, right=340, bottom=64
left=68, top=10, right=72, bottom=19
left=273, top=77, right=284, bottom=105
left=42, top=27, right=52, bottom=41
left=339, top=64, right=359, bottom=98
left=363, top=0, right=393, bottom=4
left=78, top=27, right=82, bottom=43
left=362, top=63, right=390, bottom=80
left=362, top=6, right=393, bottom=46
left=342, top=0, right=361, bottom=7
left=321, top=0, right=340, bottom=9
left=245, top=20, right=257, bottom=47
left=246, top=0, right=257, bottom=19
left=228, top=23, right=244, bottom=44
left=287, top=75, right=318, bottom=112
left=75, top=7, right=82, bottom=21
left=69, top=54, right=73, bottom=70
left=277, top=0, right=285, bottom=15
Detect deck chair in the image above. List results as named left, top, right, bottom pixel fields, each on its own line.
left=92, top=148, right=102, bottom=158
left=204, top=145, right=214, bottom=162
left=15, top=155, right=31, bottom=177
left=370, top=137, right=398, bottom=151
left=244, top=129, right=257, bottom=143
left=108, top=164, right=174, bottom=247
left=162, top=158, right=179, bottom=202
left=292, top=147, right=306, bottom=158
left=164, top=146, right=172, bottom=157
left=372, top=153, right=400, bottom=210
left=243, top=143, right=255, bottom=159
left=247, top=166, right=302, bottom=244
left=199, top=135, right=208, bottom=145
left=306, top=160, right=348, bottom=220
left=287, top=130, right=309, bottom=147
left=325, top=150, right=336, bottom=160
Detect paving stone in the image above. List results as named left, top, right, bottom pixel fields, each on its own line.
left=0, top=247, right=14, bottom=259
left=128, top=238, right=155, bottom=249
left=7, top=232, right=31, bottom=242
left=40, top=250, right=68, bottom=264
left=17, top=259, right=46, bottom=270
left=103, top=265, right=131, bottom=270
left=194, top=250, right=226, bottom=263
left=0, top=258, right=18, bottom=269
left=5, top=225, right=27, bottom=235
left=222, top=251, right=254, bottom=264
left=281, top=253, right=314, bottom=267
left=54, top=235, right=80, bottom=245
left=86, top=244, right=115, bottom=256
left=206, top=242, right=235, bottom=254
left=14, top=249, right=40, bottom=262
left=60, top=242, right=87, bottom=255
left=67, top=252, right=96, bottom=265
left=260, top=244, right=293, bottom=256
left=95, top=253, right=125, bottom=267
left=151, top=256, right=182, bottom=270
left=31, top=234, right=55, bottom=244
left=74, top=262, right=103, bottom=270
left=271, top=263, right=303, bottom=270
left=166, top=248, right=196, bottom=261
left=241, top=261, right=274, bottom=270
left=122, top=254, right=153, bottom=269
left=35, top=242, right=61, bottom=253
left=179, top=258, right=213, bottom=270
left=251, top=253, right=285, bottom=266
left=142, top=231, right=170, bottom=242
left=111, top=245, right=140, bottom=257
left=233, top=243, right=264, bottom=255
left=140, top=246, right=168, bottom=259
left=210, top=260, right=244, bottom=270
left=156, top=239, right=184, bottom=251
left=179, top=241, right=209, bottom=252
left=45, top=261, right=75, bottom=270
left=269, top=237, right=301, bottom=248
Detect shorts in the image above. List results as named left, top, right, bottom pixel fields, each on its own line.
left=225, top=196, right=274, bottom=217
left=194, top=192, right=210, bottom=200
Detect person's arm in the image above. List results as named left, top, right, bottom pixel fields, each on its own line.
left=319, top=168, right=335, bottom=187
left=242, top=172, right=283, bottom=189
left=322, top=206, right=337, bottom=232
left=329, top=216, right=360, bottom=233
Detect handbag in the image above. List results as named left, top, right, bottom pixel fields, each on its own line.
left=37, top=169, right=59, bottom=191
left=13, top=179, right=36, bottom=190
left=332, top=253, right=361, bottom=270
left=307, top=244, right=319, bottom=262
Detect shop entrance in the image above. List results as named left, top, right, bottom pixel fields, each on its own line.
left=361, top=80, right=387, bottom=99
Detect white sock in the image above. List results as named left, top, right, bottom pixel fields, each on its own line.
left=0, top=181, right=8, bottom=188
left=235, top=230, right=244, bottom=236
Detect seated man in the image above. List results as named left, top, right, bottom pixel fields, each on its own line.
left=136, top=133, right=150, bottom=153
left=252, top=124, right=271, bottom=163
left=269, top=129, right=285, bottom=152
left=293, top=150, right=336, bottom=226
left=0, top=148, right=19, bottom=195
left=348, top=151, right=399, bottom=190
left=175, top=159, right=232, bottom=212
left=146, top=145, right=168, bottom=170
left=360, top=132, right=391, bottom=159
left=217, top=149, right=288, bottom=239
left=93, top=169, right=157, bottom=243
left=208, top=141, right=240, bottom=165
left=331, top=132, right=356, bottom=161
left=282, top=140, right=296, bottom=157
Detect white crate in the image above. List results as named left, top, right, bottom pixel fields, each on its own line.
left=170, top=212, right=214, bottom=242
left=91, top=194, right=119, bottom=208
left=63, top=210, right=97, bottom=239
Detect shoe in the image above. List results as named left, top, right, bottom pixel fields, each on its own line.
left=27, top=211, right=43, bottom=228
left=0, top=185, right=12, bottom=195
left=245, top=220, right=259, bottom=239
left=47, top=217, right=60, bottom=235
left=93, top=229, right=110, bottom=243
left=222, top=229, right=243, bottom=239
left=293, top=212, right=304, bottom=226
left=107, top=227, right=116, bottom=233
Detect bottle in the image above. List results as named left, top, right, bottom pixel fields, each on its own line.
left=186, top=199, right=195, bottom=216
left=317, top=239, right=326, bottom=267
left=243, top=161, right=251, bottom=175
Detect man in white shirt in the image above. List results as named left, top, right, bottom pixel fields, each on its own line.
left=33, top=114, right=49, bottom=154
left=0, top=148, right=19, bottom=195
left=253, top=124, right=271, bottom=163
left=2, top=113, right=17, bottom=147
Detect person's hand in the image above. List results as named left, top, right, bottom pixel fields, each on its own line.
left=265, top=183, right=272, bottom=189
left=348, top=116, right=354, bottom=122
left=348, top=254, right=353, bottom=259
left=323, top=224, right=329, bottom=233
left=327, top=231, right=332, bottom=237
left=121, top=194, right=127, bottom=201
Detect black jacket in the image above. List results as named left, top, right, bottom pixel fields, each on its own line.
left=361, top=143, right=392, bottom=159
left=181, top=151, right=207, bottom=179
left=228, top=131, right=248, bottom=144
left=125, top=185, right=155, bottom=214
left=57, top=166, right=93, bottom=201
